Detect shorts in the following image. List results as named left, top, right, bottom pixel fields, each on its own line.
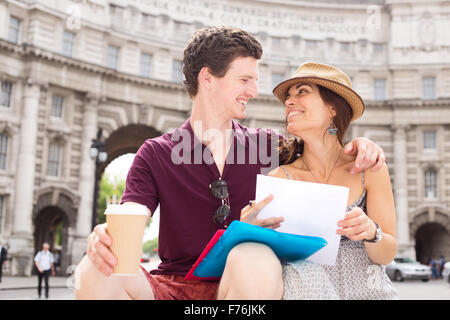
left=140, top=266, right=220, bottom=300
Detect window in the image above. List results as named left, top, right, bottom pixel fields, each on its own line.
left=422, top=77, right=436, bottom=100
left=47, top=142, right=62, bottom=177
left=107, top=45, right=119, bottom=70
left=109, top=4, right=124, bottom=18
left=292, top=36, right=301, bottom=48
left=62, top=31, right=75, bottom=57
left=272, top=37, right=284, bottom=48
left=373, top=43, right=385, bottom=55
left=172, top=59, right=183, bottom=83
left=8, top=16, right=20, bottom=43
left=0, top=133, right=8, bottom=170
left=1, top=81, right=12, bottom=108
left=140, top=53, right=152, bottom=78
left=374, top=79, right=386, bottom=101
left=424, top=169, right=437, bottom=199
left=423, top=131, right=436, bottom=150
left=271, top=73, right=284, bottom=90
left=341, top=42, right=351, bottom=53
left=51, top=95, right=64, bottom=118
left=0, top=195, right=4, bottom=232
left=305, top=40, right=317, bottom=50
left=359, top=40, right=367, bottom=50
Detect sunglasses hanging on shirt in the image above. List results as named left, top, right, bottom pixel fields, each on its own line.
left=209, top=178, right=230, bottom=227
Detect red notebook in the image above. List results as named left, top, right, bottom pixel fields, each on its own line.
left=185, top=229, right=225, bottom=281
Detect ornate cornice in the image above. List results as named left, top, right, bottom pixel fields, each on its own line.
left=0, top=39, right=186, bottom=92
left=386, top=98, right=450, bottom=107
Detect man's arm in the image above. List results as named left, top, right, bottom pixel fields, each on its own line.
left=34, top=256, right=43, bottom=273
left=1, top=248, right=6, bottom=263
left=75, top=253, right=136, bottom=299
left=344, top=137, right=385, bottom=174
left=74, top=202, right=154, bottom=300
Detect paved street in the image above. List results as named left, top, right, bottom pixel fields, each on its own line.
left=392, top=279, right=450, bottom=300
left=0, top=260, right=161, bottom=300
left=1, top=256, right=449, bottom=300
left=0, top=287, right=75, bottom=300
left=1, top=276, right=449, bottom=300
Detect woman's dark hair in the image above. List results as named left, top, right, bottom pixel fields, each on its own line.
left=279, top=84, right=353, bottom=165
left=182, top=26, right=263, bottom=98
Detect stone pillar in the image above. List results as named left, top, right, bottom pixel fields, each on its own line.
left=71, top=93, right=98, bottom=265
left=392, top=124, right=414, bottom=258
left=9, top=80, right=40, bottom=276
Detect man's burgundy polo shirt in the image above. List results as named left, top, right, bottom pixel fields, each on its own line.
left=121, top=118, right=280, bottom=276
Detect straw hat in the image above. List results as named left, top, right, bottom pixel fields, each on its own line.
left=273, top=62, right=365, bottom=122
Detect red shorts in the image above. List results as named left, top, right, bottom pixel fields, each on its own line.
left=140, top=266, right=219, bottom=300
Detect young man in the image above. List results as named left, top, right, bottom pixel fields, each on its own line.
left=75, top=27, right=385, bottom=300
left=0, top=241, right=7, bottom=283
left=34, top=242, right=56, bottom=299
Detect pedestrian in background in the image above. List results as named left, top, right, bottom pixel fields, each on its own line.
left=34, top=242, right=55, bottom=299
left=0, top=241, right=7, bottom=283
left=438, top=256, right=445, bottom=279
left=429, top=258, right=439, bottom=279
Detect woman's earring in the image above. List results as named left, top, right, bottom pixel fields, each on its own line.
left=327, top=123, right=338, bottom=135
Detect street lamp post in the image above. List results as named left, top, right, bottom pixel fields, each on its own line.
left=89, top=128, right=107, bottom=230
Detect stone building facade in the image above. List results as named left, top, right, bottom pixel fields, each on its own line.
left=0, top=0, right=449, bottom=275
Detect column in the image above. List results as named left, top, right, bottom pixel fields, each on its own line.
left=71, top=93, right=98, bottom=265
left=10, top=80, right=40, bottom=276
left=392, top=124, right=413, bottom=257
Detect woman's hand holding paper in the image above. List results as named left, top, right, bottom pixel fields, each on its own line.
left=240, top=194, right=284, bottom=229
left=336, top=207, right=377, bottom=241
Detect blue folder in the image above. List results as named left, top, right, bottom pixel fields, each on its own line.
left=185, top=220, right=327, bottom=280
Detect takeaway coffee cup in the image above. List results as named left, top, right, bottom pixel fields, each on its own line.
left=105, top=203, right=148, bottom=275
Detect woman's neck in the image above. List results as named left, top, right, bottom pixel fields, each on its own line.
left=295, top=133, right=343, bottom=180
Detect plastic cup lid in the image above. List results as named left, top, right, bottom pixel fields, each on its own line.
left=104, top=203, right=148, bottom=216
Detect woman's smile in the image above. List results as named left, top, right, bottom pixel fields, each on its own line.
left=287, top=109, right=305, bottom=121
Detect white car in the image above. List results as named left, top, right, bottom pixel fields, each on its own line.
left=443, top=261, right=450, bottom=283
left=385, top=257, right=431, bottom=282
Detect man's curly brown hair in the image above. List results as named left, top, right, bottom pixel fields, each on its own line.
left=182, top=26, right=263, bottom=98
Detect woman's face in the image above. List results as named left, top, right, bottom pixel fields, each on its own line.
left=284, top=83, right=335, bottom=137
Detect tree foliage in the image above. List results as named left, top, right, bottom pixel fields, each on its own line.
left=96, top=172, right=158, bottom=255
left=143, top=238, right=159, bottom=255
left=97, top=173, right=126, bottom=224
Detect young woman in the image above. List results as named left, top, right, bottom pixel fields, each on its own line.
left=269, top=62, right=398, bottom=299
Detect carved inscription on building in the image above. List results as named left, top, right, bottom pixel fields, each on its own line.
left=119, top=0, right=371, bottom=38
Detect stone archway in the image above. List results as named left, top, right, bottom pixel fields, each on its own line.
left=410, top=210, right=450, bottom=265
left=33, top=187, right=79, bottom=276
left=415, top=223, right=449, bottom=265
left=91, top=124, right=163, bottom=225
left=101, top=124, right=162, bottom=173
left=33, top=206, right=67, bottom=275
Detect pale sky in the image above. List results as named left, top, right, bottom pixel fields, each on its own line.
left=104, top=153, right=160, bottom=241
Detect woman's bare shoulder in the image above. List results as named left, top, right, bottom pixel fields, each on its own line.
left=267, top=166, right=289, bottom=179
left=364, top=163, right=392, bottom=189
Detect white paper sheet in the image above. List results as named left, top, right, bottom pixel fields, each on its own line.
left=255, top=174, right=349, bottom=265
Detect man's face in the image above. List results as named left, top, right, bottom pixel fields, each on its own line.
left=211, top=56, right=259, bottom=120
